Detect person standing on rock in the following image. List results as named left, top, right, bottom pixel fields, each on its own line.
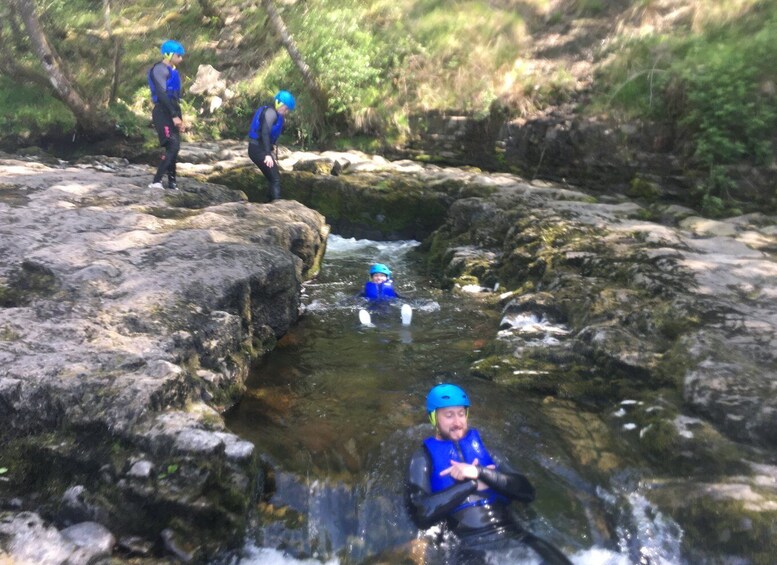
left=247, top=90, right=296, bottom=202
left=148, top=40, right=186, bottom=190
left=407, top=383, right=572, bottom=564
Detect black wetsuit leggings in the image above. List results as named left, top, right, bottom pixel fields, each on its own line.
left=457, top=531, right=573, bottom=565
left=248, top=141, right=281, bottom=202
left=152, top=104, right=180, bottom=185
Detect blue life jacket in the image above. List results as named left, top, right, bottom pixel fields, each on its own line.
left=148, top=63, right=181, bottom=103
left=423, top=428, right=505, bottom=512
left=248, top=105, right=284, bottom=144
left=363, top=279, right=397, bottom=301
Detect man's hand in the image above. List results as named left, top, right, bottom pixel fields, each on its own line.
left=263, top=155, right=274, bottom=168
left=440, top=459, right=497, bottom=490
left=440, top=458, right=479, bottom=481
left=173, top=117, right=186, bottom=133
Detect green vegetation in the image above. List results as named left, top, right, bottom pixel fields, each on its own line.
left=593, top=0, right=777, bottom=215
left=0, top=0, right=539, bottom=146
left=0, top=77, right=76, bottom=140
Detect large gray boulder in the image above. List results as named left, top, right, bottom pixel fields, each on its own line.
left=0, top=157, right=328, bottom=560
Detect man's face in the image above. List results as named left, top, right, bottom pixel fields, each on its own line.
left=435, top=406, right=468, bottom=441
left=371, top=273, right=387, bottom=283
left=171, top=54, right=183, bottom=66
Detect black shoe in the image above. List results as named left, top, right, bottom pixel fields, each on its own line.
left=167, top=181, right=178, bottom=190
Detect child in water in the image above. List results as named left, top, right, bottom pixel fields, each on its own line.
left=362, top=263, right=398, bottom=301
left=360, top=263, right=412, bottom=326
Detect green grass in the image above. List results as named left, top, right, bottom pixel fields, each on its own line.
left=1, top=0, right=540, bottom=146
left=0, top=77, right=76, bottom=138
left=589, top=0, right=777, bottom=213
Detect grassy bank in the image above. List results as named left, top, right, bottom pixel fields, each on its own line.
left=591, top=0, right=777, bottom=215
left=2, top=0, right=776, bottom=211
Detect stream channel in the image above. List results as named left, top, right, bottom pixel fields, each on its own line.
left=225, top=235, right=684, bottom=565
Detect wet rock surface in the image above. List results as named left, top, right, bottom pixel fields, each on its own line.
left=439, top=186, right=777, bottom=447
left=3, top=141, right=777, bottom=562
left=422, top=176, right=777, bottom=560
left=0, top=153, right=328, bottom=561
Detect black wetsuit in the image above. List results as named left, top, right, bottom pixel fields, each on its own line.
left=148, top=61, right=182, bottom=187
left=247, top=106, right=284, bottom=202
left=407, top=440, right=572, bottom=564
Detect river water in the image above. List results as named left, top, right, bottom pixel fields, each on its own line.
left=225, top=236, right=685, bottom=564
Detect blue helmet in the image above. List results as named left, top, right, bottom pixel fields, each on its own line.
left=426, top=384, right=470, bottom=414
left=369, top=263, right=391, bottom=277
left=161, top=40, right=185, bottom=56
left=275, top=90, right=296, bottom=110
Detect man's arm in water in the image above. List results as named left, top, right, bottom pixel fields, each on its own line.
left=407, top=447, right=477, bottom=528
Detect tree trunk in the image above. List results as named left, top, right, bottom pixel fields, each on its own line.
left=0, top=8, right=50, bottom=91
left=102, top=0, right=122, bottom=105
left=11, top=0, right=106, bottom=135
left=260, top=0, right=328, bottom=123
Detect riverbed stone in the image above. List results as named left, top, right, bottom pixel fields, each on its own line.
left=60, top=521, right=116, bottom=561
left=0, top=511, right=77, bottom=564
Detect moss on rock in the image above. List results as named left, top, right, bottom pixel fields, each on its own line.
left=209, top=166, right=494, bottom=241
left=650, top=483, right=777, bottom=565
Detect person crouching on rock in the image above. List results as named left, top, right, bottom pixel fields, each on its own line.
left=247, top=90, right=296, bottom=202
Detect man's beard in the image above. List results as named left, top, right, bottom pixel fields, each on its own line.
left=440, top=425, right=468, bottom=441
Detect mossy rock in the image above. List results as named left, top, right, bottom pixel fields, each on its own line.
left=627, top=175, right=663, bottom=201
left=210, top=167, right=452, bottom=240
left=540, top=399, right=621, bottom=476
left=209, top=165, right=497, bottom=240
left=0, top=261, right=60, bottom=308
left=608, top=392, right=750, bottom=476
left=0, top=427, right=260, bottom=560
left=293, top=158, right=336, bottom=175
left=650, top=482, right=777, bottom=565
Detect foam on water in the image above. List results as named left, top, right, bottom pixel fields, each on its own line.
left=235, top=545, right=340, bottom=564
left=325, top=234, right=419, bottom=255
left=237, top=542, right=633, bottom=565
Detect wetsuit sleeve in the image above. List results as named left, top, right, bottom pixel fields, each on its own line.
left=476, top=449, right=535, bottom=503
left=260, top=108, right=278, bottom=155
left=407, top=446, right=477, bottom=528
left=151, top=63, right=181, bottom=119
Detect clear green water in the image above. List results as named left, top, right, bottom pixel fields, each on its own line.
left=225, top=236, right=682, bottom=564
left=227, top=237, right=507, bottom=481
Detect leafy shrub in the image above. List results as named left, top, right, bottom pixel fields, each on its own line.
left=677, top=38, right=776, bottom=168
left=107, top=100, right=146, bottom=139
left=595, top=2, right=777, bottom=212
